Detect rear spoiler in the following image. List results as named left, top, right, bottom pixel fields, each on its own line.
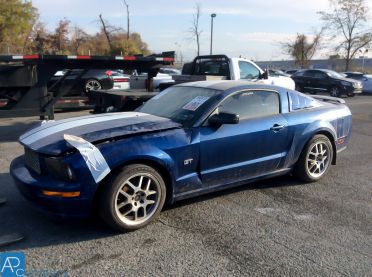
left=311, top=95, right=345, bottom=104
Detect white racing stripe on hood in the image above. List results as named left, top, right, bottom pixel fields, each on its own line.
left=21, top=112, right=147, bottom=145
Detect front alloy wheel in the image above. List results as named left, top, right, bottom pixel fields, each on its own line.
left=330, top=86, right=340, bottom=97
left=114, top=173, right=160, bottom=226
left=100, top=164, right=166, bottom=231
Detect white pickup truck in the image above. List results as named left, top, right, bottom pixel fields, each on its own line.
left=162, top=55, right=295, bottom=90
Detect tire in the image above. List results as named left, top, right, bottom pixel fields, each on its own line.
left=99, top=164, right=166, bottom=231
left=294, top=134, right=333, bottom=182
left=84, top=79, right=102, bottom=93
left=330, top=86, right=341, bottom=97
left=347, top=92, right=355, bottom=97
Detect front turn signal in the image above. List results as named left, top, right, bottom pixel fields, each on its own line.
left=42, top=190, right=80, bottom=198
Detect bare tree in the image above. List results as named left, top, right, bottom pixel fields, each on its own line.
left=319, top=0, right=372, bottom=71
left=282, top=31, right=323, bottom=68
left=189, top=4, right=202, bottom=56
left=51, top=19, right=70, bottom=54
left=71, top=26, right=88, bottom=54
left=123, top=0, right=130, bottom=40
left=99, top=14, right=120, bottom=53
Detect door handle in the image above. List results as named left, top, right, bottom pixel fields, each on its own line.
left=270, top=124, right=285, bottom=132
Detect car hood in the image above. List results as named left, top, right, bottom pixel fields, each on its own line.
left=19, top=112, right=181, bottom=155
left=335, top=77, right=360, bottom=84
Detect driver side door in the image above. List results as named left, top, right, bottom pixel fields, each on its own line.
left=198, top=90, right=289, bottom=187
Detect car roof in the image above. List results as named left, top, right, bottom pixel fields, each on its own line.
left=342, top=71, right=363, bottom=74
left=174, top=80, right=279, bottom=91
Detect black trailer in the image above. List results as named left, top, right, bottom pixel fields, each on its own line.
left=0, top=52, right=174, bottom=119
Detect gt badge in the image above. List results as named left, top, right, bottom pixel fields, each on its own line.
left=184, top=159, right=193, bottom=165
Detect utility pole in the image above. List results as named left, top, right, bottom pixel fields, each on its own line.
left=210, top=13, right=216, bottom=55
left=123, top=0, right=130, bottom=40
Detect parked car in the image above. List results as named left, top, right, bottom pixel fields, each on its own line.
left=111, top=71, right=130, bottom=90
left=159, top=67, right=181, bottom=75
left=285, top=69, right=299, bottom=75
left=269, top=69, right=290, bottom=77
left=291, top=69, right=363, bottom=97
left=341, top=72, right=372, bottom=94
left=131, top=72, right=175, bottom=89
left=49, top=69, right=114, bottom=96
left=11, top=80, right=352, bottom=231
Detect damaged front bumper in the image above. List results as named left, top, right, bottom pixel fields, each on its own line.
left=10, top=156, right=92, bottom=218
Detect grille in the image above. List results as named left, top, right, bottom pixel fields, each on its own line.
left=24, top=148, right=41, bottom=174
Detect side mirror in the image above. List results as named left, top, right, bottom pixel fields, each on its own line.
left=208, top=112, right=239, bottom=126
left=260, top=69, right=269, bottom=80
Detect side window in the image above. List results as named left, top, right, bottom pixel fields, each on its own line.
left=293, top=70, right=305, bottom=77
left=218, top=90, right=280, bottom=120
left=303, top=70, right=315, bottom=77
left=314, top=71, right=327, bottom=78
left=195, top=61, right=230, bottom=77
left=238, top=61, right=260, bottom=79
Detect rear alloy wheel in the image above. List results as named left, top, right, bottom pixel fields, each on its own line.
left=294, top=134, right=333, bottom=182
left=330, top=86, right=341, bottom=97
left=100, top=164, right=166, bottom=231
left=84, top=79, right=102, bottom=93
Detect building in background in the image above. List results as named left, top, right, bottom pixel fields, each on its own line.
left=256, top=58, right=372, bottom=73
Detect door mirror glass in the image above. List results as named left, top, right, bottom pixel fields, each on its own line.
left=208, top=112, right=239, bottom=126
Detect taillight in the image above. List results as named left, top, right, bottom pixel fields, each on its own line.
left=114, top=78, right=129, bottom=83
left=105, top=70, right=112, bottom=76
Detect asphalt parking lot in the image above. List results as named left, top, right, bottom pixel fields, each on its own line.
left=0, top=97, right=371, bottom=276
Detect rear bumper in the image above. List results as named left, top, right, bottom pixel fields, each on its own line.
left=10, top=156, right=92, bottom=218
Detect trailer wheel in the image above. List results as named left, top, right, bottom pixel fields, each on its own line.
left=84, top=79, right=102, bottom=93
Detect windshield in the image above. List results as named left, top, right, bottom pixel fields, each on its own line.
left=138, top=86, right=221, bottom=127
left=325, top=70, right=345, bottom=79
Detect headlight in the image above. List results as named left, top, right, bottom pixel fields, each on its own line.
left=353, top=82, right=362, bottom=88
left=45, top=157, right=75, bottom=182
left=341, top=81, right=352, bottom=86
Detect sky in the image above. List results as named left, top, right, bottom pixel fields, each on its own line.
left=32, top=0, right=372, bottom=61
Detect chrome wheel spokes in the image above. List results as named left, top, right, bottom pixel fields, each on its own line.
left=114, top=173, right=160, bottom=226
left=306, top=142, right=330, bottom=178
left=331, top=87, right=339, bottom=97
left=85, top=80, right=101, bottom=92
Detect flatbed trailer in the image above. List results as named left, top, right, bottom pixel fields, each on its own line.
left=0, top=52, right=174, bottom=119
left=89, top=89, right=157, bottom=113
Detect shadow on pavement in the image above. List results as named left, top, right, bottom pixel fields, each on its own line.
left=0, top=121, right=40, bottom=143
left=0, top=168, right=305, bottom=252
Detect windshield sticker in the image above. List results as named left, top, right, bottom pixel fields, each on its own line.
left=182, top=96, right=210, bottom=111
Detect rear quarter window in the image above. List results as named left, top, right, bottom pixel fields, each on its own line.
left=288, top=91, right=322, bottom=111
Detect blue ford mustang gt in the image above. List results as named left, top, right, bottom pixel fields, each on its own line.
left=10, top=81, right=352, bottom=231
